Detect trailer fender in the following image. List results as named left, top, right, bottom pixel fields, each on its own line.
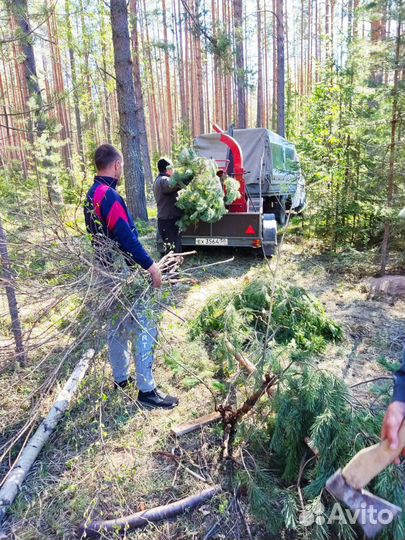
left=262, top=213, right=277, bottom=257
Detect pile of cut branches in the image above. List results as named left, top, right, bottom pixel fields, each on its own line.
left=187, top=268, right=403, bottom=540
left=173, top=147, right=240, bottom=230
left=237, top=365, right=404, bottom=540
left=190, top=268, right=343, bottom=374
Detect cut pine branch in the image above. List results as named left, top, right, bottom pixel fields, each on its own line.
left=0, top=349, right=94, bottom=525
left=78, top=485, right=221, bottom=538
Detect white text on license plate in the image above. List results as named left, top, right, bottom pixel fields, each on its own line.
left=196, top=237, right=228, bottom=246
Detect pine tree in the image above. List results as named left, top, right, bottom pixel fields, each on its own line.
left=110, top=0, right=148, bottom=220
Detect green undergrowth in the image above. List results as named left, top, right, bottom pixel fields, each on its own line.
left=237, top=366, right=404, bottom=540
left=190, top=267, right=343, bottom=376
left=188, top=266, right=403, bottom=540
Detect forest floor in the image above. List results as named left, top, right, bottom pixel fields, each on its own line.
left=1, top=226, right=404, bottom=540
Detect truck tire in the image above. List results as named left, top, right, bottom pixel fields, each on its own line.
left=262, top=213, right=277, bottom=257
left=263, top=196, right=287, bottom=227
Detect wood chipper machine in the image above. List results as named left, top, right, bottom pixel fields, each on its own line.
left=181, top=124, right=306, bottom=257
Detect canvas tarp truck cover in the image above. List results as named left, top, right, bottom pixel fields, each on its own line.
left=194, top=128, right=304, bottom=202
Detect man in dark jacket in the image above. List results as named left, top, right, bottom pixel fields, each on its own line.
left=84, top=144, right=178, bottom=409
left=153, top=158, right=183, bottom=254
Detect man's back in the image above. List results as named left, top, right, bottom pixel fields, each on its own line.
left=153, top=174, right=182, bottom=220
left=85, top=175, right=153, bottom=270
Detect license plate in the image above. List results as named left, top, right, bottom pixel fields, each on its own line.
left=195, top=237, right=228, bottom=246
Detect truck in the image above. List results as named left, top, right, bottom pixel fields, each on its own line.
left=162, top=124, right=306, bottom=257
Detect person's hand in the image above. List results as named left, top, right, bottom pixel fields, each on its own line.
left=148, top=262, right=162, bottom=289
left=381, top=401, right=405, bottom=464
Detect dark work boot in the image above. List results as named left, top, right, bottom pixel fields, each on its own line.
left=114, top=375, right=135, bottom=389
left=138, top=388, right=179, bottom=410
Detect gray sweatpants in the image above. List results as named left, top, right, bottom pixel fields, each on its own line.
left=108, top=303, right=157, bottom=392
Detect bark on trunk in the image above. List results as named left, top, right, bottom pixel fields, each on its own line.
left=0, top=217, right=26, bottom=366
left=162, top=0, right=174, bottom=143
left=256, top=0, right=263, bottom=127
left=193, top=1, right=205, bottom=133
left=129, top=0, right=153, bottom=185
left=10, top=0, right=45, bottom=134
left=100, top=0, right=113, bottom=144
left=380, top=8, right=402, bottom=274
left=233, top=0, right=246, bottom=128
left=78, top=485, right=221, bottom=538
left=65, top=0, right=85, bottom=169
left=276, top=0, right=285, bottom=136
left=110, top=0, right=148, bottom=221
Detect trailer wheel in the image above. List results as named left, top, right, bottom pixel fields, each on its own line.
left=262, top=213, right=277, bottom=257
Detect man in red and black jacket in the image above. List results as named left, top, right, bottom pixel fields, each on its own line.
left=84, top=144, right=178, bottom=409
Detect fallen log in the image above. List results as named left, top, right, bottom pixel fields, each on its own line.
left=171, top=411, right=221, bottom=437
left=78, top=485, right=221, bottom=538
left=0, top=349, right=95, bottom=525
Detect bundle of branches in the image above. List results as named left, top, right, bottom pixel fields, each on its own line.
left=187, top=268, right=401, bottom=540
left=0, top=204, right=225, bottom=488
left=172, top=148, right=240, bottom=230
left=190, top=268, right=343, bottom=375
left=237, top=366, right=405, bottom=540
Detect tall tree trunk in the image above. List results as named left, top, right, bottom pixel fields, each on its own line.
left=371, top=10, right=384, bottom=85
left=272, top=0, right=278, bottom=128
left=141, top=0, right=161, bottom=152
left=65, top=0, right=85, bottom=170
left=256, top=0, right=263, bottom=127
left=233, top=0, right=246, bottom=128
left=176, top=0, right=188, bottom=126
left=0, top=217, right=26, bottom=366
left=100, top=0, right=113, bottom=144
left=46, top=3, right=72, bottom=170
left=162, top=0, right=174, bottom=141
left=193, top=1, right=205, bottom=134
left=276, top=0, right=285, bottom=136
left=79, top=0, right=95, bottom=137
left=300, top=0, right=305, bottom=93
left=9, top=0, right=45, bottom=135
left=380, top=7, right=402, bottom=274
left=129, top=0, right=153, bottom=185
left=353, top=0, right=360, bottom=38
left=264, top=6, right=269, bottom=127
left=325, top=0, right=330, bottom=61
left=110, top=0, right=148, bottom=221
left=307, top=0, right=312, bottom=91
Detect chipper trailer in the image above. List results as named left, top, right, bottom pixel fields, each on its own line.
left=181, top=124, right=306, bottom=257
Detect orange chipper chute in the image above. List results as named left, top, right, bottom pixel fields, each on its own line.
left=213, top=123, right=248, bottom=213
